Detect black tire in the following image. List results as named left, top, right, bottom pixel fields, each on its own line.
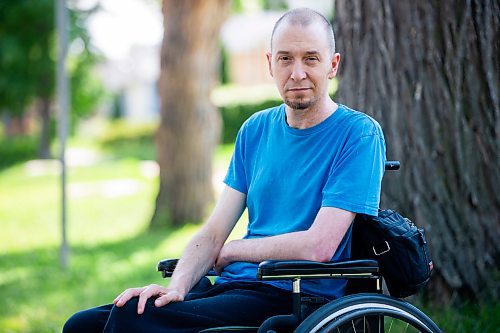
left=294, top=294, right=441, bottom=333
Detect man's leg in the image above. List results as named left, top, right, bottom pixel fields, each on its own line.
left=62, top=278, right=214, bottom=333
left=103, top=282, right=293, bottom=333
left=63, top=304, right=113, bottom=333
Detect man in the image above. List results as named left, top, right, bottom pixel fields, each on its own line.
left=64, top=7, right=385, bottom=333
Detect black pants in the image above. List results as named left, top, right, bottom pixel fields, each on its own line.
left=63, top=278, right=293, bottom=333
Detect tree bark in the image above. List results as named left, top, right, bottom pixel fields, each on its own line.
left=334, top=0, right=499, bottom=303
left=151, top=0, right=229, bottom=228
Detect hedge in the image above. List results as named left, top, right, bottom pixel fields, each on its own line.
left=219, top=98, right=282, bottom=143
left=0, top=136, right=37, bottom=169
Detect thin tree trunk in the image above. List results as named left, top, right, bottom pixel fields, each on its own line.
left=334, top=0, right=499, bottom=303
left=37, top=97, right=51, bottom=159
left=151, top=0, right=229, bottom=228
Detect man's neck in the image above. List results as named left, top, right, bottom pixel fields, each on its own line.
left=285, top=98, right=338, bottom=130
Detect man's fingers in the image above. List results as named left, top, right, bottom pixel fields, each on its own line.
left=214, top=255, right=223, bottom=275
left=154, top=290, right=184, bottom=307
left=137, top=285, right=163, bottom=314
left=115, top=287, right=143, bottom=307
left=154, top=295, right=170, bottom=307
left=113, top=291, right=125, bottom=304
left=114, top=285, right=182, bottom=313
left=214, top=256, right=227, bottom=275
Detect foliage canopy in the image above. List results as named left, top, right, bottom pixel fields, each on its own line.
left=0, top=0, right=104, bottom=124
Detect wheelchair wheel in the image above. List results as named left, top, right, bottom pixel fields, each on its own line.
left=294, top=294, right=441, bottom=333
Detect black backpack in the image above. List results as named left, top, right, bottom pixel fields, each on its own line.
left=352, top=209, right=433, bottom=298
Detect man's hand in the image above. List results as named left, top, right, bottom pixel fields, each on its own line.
left=113, top=284, right=184, bottom=314
left=214, top=240, right=237, bottom=274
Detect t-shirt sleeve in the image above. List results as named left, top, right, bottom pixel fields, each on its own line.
left=322, top=132, right=386, bottom=216
left=223, top=123, right=248, bottom=194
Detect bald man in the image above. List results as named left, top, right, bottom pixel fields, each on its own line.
left=64, top=8, right=386, bottom=333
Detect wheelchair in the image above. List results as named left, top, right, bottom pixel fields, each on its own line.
left=157, top=161, right=442, bottom=333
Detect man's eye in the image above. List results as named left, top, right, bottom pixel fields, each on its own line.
left=279, top=56, right=291, bottom=61
left=306, top=57, right=319, bottom=62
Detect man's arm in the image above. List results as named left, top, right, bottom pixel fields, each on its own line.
left=114, top=185, right=246, bottom=314
left=215, top=207, right=354, bottom=273
left=166, top=185, right=246, bottom=296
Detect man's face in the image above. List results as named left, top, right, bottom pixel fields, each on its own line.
left=267, top=22, right=340, bottom=110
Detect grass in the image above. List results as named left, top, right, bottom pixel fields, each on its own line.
left=0, top=139, right=238, bottom=332
left=0, top=137, right=497, bottom=332
left=430, top=302, right=500, bottom=332
left=0, top=158, right=169, bottom=332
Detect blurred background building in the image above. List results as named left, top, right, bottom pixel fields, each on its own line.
left=86, top=0, right=333, bottom=122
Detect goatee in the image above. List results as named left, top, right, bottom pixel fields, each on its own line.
left=284, top=98, right=315, bottom=110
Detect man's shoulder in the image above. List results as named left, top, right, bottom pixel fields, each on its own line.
left=337, top=104, right=383, bottom=138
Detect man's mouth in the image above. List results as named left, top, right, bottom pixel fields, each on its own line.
left=287, top=87, right=311, bottom=92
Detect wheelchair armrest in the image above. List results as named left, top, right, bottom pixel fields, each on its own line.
left=257, top=259, right=380, bottom=281
left=157, top=259, right=178, bottom=278
left=157, top=258, right=218, bottom=278
left=159, top=258, right=379, bottom=280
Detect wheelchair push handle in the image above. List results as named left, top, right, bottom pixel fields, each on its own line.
left=385, top=161, right=400, bottom=171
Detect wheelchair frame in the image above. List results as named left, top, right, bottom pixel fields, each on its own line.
left=156, top=161, right=442, bottom=333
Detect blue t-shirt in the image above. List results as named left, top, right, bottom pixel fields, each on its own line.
left=216, top=103, right=386, bottom=299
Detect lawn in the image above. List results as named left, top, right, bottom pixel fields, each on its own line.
left=0, top=141, right=239, bottom=332
left=0, top=139, right=497, bottom=332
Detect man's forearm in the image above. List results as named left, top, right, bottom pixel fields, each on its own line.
left=216, top=207, right=355, bottom=270
left=167, top=230, right=223, bottom=296
left=166, top=186, right=247, bottom=295
left=219, top=230, right=322, bottom=265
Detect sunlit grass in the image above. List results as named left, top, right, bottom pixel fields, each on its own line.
left=0, top=159, right=156, bottom=331
left=0, top=140, right=245, bottom=332
left=0, top=159, right=156, bottom=253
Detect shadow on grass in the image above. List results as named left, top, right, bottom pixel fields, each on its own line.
left=0, top=225, right=197, bottom=330
left=1, top=224, right=499, bottom=333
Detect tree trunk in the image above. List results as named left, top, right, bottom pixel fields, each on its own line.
left=37, top=97, right=52, bottom=159
left=334, top=0, right=499, bottom=303
left=151, top=0, right=229, bottom=228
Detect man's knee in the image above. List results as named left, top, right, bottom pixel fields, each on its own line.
left=104, top=298, right=160, bottom=331
left=62, top=312, right=81, bottom=333
left=63, top=310, right=95, bottom=333
left=109, top=297, right=141, bottom=318
left=107, top=298, right=158, bottom=323
left=63, top=305, right=111, bottom=333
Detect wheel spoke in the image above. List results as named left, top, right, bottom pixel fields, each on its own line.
left=298, top=294, right=440, bottom=333
left=388, top=318, right=394, bottom=333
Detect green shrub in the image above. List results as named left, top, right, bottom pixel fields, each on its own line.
left=97, top=121, right=157, bottom=160
left=98, top=121, right=157, bottom=146
left=0, top=136, right=37, bottom=169
left=96, top=98, right=285, bottom=150
left=219, top=99, right=282, bottom=143
left=97, top=83, right=336, bottom=150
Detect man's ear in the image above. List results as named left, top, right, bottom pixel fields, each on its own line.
left=266, top=52, right=273, bottom=78
left=328, top=53, right=341, bottom=79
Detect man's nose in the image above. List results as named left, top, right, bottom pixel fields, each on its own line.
left=290, top=62, right=306, bottom=81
